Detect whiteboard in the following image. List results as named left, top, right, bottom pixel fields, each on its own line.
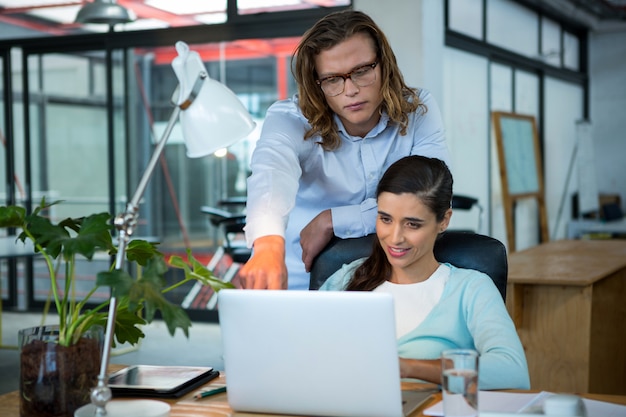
left=497, top=116, right=540, bottom=195
left=492, top=111, right=548, bottom=252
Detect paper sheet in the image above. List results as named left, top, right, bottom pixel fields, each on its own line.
left=423, top=391, right=541, bottom=415
left=423, top=391, right=626, bottom=417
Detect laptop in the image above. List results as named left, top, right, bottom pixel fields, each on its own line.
left=217, top=289, right=435, bottom=417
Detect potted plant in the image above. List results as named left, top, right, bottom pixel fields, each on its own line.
left=0, top=198, right=233, bottom=417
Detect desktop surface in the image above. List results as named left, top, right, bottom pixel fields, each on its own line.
left=2, top=372, right=626, bottom=417
left=0, top=372, right=441, bottom=417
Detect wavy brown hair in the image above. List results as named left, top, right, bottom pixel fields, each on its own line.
left=292, top=10, right=426, bottom=151
left=346, top=156, right=453, bottom=291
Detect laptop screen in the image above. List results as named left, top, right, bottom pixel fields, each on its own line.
left=218, top=289, right=405, bottom=417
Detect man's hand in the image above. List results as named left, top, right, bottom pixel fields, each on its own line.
left=300, top=209, right=334, bottom=272
left=238, top=235, right=288, bottom=289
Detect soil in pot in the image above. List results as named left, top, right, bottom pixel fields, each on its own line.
left=20, top=330, right=101, bottom=417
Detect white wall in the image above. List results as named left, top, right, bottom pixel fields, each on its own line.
left=354, top=0, right=445, bottom=108
left=443, top=49, right=489, bottom=234
left=589, top=30, right=626, bottom=208
left=543, top=78, right=584, bottom=239
left=355, top=1, right=626, bottom=248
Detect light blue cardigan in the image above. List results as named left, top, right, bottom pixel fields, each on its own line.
left=320, top=260, right=530, bottom=390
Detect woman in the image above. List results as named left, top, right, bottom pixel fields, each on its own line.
left=241, top=10, right=450, bottom=290
left=320, top=155, right=530, bottom=390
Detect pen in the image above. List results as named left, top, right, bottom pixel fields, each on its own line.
left=194, top=386, right=227, bottom=399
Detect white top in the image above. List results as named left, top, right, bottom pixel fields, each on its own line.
left=374, top=264, right=450, bottom=338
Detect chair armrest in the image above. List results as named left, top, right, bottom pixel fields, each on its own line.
left=200, top=206, right=246, bottom=227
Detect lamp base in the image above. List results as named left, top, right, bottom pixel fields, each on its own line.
left=74, top=399, right=170, bottom=417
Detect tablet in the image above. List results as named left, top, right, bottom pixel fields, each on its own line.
left=108, top=365, right=219, bottom=398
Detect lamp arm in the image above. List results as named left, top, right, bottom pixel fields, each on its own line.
left=87, top=72, right=205, bottom=416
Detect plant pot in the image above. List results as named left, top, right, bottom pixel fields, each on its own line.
left=19, top=325, right=103, bottom=417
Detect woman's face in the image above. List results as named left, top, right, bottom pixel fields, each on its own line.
left=376, top=192, right=451, bottom=283
left=314, top=32, right=383, bottom=138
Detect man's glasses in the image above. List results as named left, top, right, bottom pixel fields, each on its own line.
left=316, top=62, right=378, bottom=97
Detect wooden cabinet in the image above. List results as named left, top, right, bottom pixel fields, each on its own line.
left=507, top=239, right=626, bottom=394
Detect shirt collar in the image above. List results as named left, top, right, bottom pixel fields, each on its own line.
left=335, top=110, right=390, bottom=141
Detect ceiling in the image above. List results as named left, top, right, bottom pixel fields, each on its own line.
left=0, top=0, right=349, bottom=38
left=526, top=0, right=626, bottom=31
left=0, top=0, right=625, bottom=40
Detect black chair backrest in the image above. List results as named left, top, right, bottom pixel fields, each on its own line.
left=309, top=231, right=508, bottom=301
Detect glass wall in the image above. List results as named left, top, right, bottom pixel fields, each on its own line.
left=2, top=32, right=306, bottom=315
left=1, top=0, right=349, bottom=317
left=130, top=38, right=299, bottom=241
left=0, top=0, right=349, bottom=318
left=17, top=50, right=125, bottom=307
left=27, top=52, right=114, bottom=219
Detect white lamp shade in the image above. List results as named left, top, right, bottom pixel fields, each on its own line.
left=172, top=41, right=256, bottom=158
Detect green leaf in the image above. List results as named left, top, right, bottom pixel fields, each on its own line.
left=140, top=255, right=169, bottom=282
left=169, top=252, right=235, bottom=291
left=125, top=240, right=163, bottom=266
left=20, top=214, right=68, bottom=258
left=96, top=269, right=134, bottom=298
left=159, top=303, right=192, bottom=338
left=129, top=279, right=164, bottom=322
left=61, top=212, right=114, bottom=260
left=114, top=306, right=147, bottom=346
left=0, top=205, right=26, bottom=227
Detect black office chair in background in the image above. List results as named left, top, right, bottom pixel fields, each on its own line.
left=201, top=200, right=251, bottom=264
left=309, top=231, right=508, bottom=301
left=450, top=194, right=484, bottom=233
left=183, top=201, right=250, bottom=311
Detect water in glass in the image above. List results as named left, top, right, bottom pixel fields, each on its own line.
left=442, top=368, right=478, bottom=417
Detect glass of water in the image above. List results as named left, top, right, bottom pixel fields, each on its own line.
left=441, top=349, right=479, bottom=417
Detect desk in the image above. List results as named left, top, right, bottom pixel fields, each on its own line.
left=506, top=239, right=626, bottom=395
left=0, top=373, right=440, bottom=417
left=1, top=373, right=625, bottom=417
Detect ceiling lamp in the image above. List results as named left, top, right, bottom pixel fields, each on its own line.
left=75, top=0, right=136, bottom=25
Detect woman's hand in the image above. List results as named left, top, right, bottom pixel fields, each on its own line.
left=399, top=358, right=443, bottom=385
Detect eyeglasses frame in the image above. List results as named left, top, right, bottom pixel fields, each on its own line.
left=315, top=62, right=378, bottom=97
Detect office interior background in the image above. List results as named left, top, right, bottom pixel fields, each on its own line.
left=1, top=0, right=625, bottom=319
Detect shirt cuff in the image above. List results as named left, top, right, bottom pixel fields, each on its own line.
left=243, top=214, right=286, bottom=247
left=331, top=199, right=377, bottom=238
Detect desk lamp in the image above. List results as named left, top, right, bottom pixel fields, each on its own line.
left=75, top=41, right=255, bottom=417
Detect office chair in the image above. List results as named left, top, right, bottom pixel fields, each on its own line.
left=186, top=202, right=250, bottom=311
left=309, top=231, right=508, bottom=301
left=201, top=203, right=251, bottom=264
left=451, top=194, right=484, bottom=233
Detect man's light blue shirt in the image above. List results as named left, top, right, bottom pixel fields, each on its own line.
left=245, top=89, right=449, bottom=289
